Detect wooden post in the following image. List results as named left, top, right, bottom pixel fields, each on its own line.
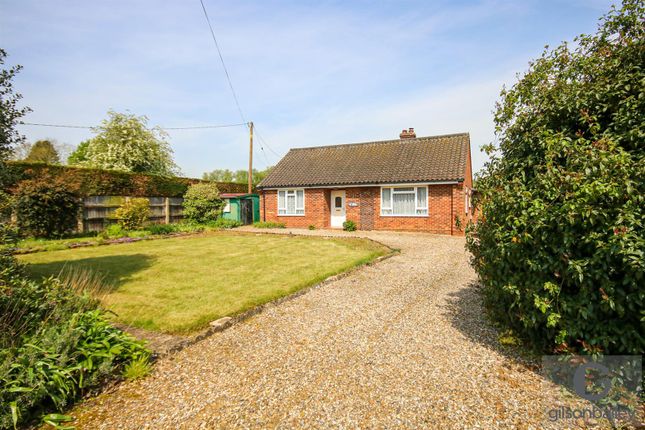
left=165, top=197, right=171, bottom=224
left=248, top=121, right=253, bottom=194
left=77, top=198, right=84, bottom=233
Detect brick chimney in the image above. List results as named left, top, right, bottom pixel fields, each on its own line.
left=399, top=127, right=416, bottom=139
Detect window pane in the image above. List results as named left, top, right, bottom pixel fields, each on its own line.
left=287, top=195, right=296, bottom=214
left=296, top=190, right=304, bottom=209
left=278, top=191, right=285, bottom=209
left=417, top=187, right=427, bottom=208
left=382, top=209, right=392, bottom=215
left=382, top=188, right=391, bottom=208
left=416, top=209, right=428, bottom=215
left=393, top=187, right=414, bottom=193
left=393, top=192, right=415, bottom=215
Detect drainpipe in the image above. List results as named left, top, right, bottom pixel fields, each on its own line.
left=450, top=186, right=454, bottom=236
left=262, top=192, right=266, bottom=221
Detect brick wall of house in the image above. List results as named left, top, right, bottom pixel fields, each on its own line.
left=370, top=185, right=459, bottom=235
left=260, top=183, right=468, bottom=235
left=261, top=188, right=331, bottom=228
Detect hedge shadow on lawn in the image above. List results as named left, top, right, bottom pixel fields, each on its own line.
left=24, top=253, right=156, bottom=292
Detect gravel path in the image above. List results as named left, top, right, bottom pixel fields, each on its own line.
left=71, top=229, right=602, bottom=429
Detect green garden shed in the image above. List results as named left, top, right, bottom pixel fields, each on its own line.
left=220, top=193, right=260, bottom=225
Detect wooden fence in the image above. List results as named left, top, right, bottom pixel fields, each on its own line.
left=81, top=196, right=185, bottom=232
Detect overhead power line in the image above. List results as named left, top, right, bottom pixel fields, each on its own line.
left=197, top=0, right=281, bottom=167
left=20, top=122, right=92, bottom=129
left=253, top=125, right=282, bottom=159
left=162, top=122, right=248, bottom=130
left=199, top=0, right=246, bottom=124
left=20, top=121, right=248, bottom=131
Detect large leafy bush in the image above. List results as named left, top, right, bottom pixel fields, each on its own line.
left=182, top=182, right=224, bottom=224
left=14, top=177, right=79, bottom=238
left=467, top=1, right=644, bottom=355
left=113, top=198, right=150, bottom=230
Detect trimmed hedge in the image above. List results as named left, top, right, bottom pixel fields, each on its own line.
left=5, top=162, right=248, bottom=197
left=14, top=178, right=79, bottom=238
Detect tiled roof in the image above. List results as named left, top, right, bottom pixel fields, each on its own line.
left=258, top=133, right=470, bottom=188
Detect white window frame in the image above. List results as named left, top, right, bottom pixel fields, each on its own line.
left=223, top=199, right=231, bottom=213
left=380, top=185, right=428, bottom=217
left=277, top=189, right=305, bottom=216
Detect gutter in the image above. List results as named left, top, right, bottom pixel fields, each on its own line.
left=259, top=180, right=461, bottom=191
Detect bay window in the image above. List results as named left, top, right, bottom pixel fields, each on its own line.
left=278, top=189, right=305, bottom=215
left=381, top=186, right=428, bottom=216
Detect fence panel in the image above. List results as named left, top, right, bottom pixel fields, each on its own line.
left=81, top=196, right=185, bottom=232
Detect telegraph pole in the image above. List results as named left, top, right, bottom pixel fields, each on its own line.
left=248, top=121, right=254, bottom=194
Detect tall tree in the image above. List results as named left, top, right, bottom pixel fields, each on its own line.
left=202, top=167, right=273, bottom=185
left=24, top=139, right=60, bottom=164
left=67, top=139, right=90, bottom=165
left=82, top=110, right=179, bottom=176
left=202, top=168, right=234, bottom=182
left=252, top=166, right=273, bottom=184
left=0, top=49, right=31, bottom=184
left=233, top=169, right=248, bottom=184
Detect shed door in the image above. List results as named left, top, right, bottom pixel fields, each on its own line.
left=240, top=199, right=253, bottom=225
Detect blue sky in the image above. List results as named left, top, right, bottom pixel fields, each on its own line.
left=1, top=0, right=615, bottom=178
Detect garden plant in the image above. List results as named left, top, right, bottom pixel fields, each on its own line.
left=113, top=197, right=150, bottom=230
left=182, top=182, right=225, bottom=224
left=13, top=174, right=79, bottom=239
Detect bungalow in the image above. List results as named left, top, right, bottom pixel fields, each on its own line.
left=256, top=129, right=475, bottom=235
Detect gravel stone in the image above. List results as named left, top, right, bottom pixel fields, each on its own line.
left=70, top=229, right=611, bottom=429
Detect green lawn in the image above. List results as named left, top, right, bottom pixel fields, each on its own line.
left=18, top=232, right=388, bottom=334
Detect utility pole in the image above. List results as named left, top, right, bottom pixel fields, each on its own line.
left=248, top=121, right=254, bottom=194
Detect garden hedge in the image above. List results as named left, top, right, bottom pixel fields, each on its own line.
left=467, top=2, right=644, bottom=355
left=5, top=162, right=248, bottom=197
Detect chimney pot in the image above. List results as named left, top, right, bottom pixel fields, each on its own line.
left=399, top=127, right=417, bottom=139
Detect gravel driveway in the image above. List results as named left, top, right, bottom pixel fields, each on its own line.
left=71, top=229, right=599, bottom=429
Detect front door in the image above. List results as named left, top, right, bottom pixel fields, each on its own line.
left=330, top=190, right=346, bottom=228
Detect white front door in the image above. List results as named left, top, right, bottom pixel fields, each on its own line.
left=330, top=190, right=346, bottom=228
